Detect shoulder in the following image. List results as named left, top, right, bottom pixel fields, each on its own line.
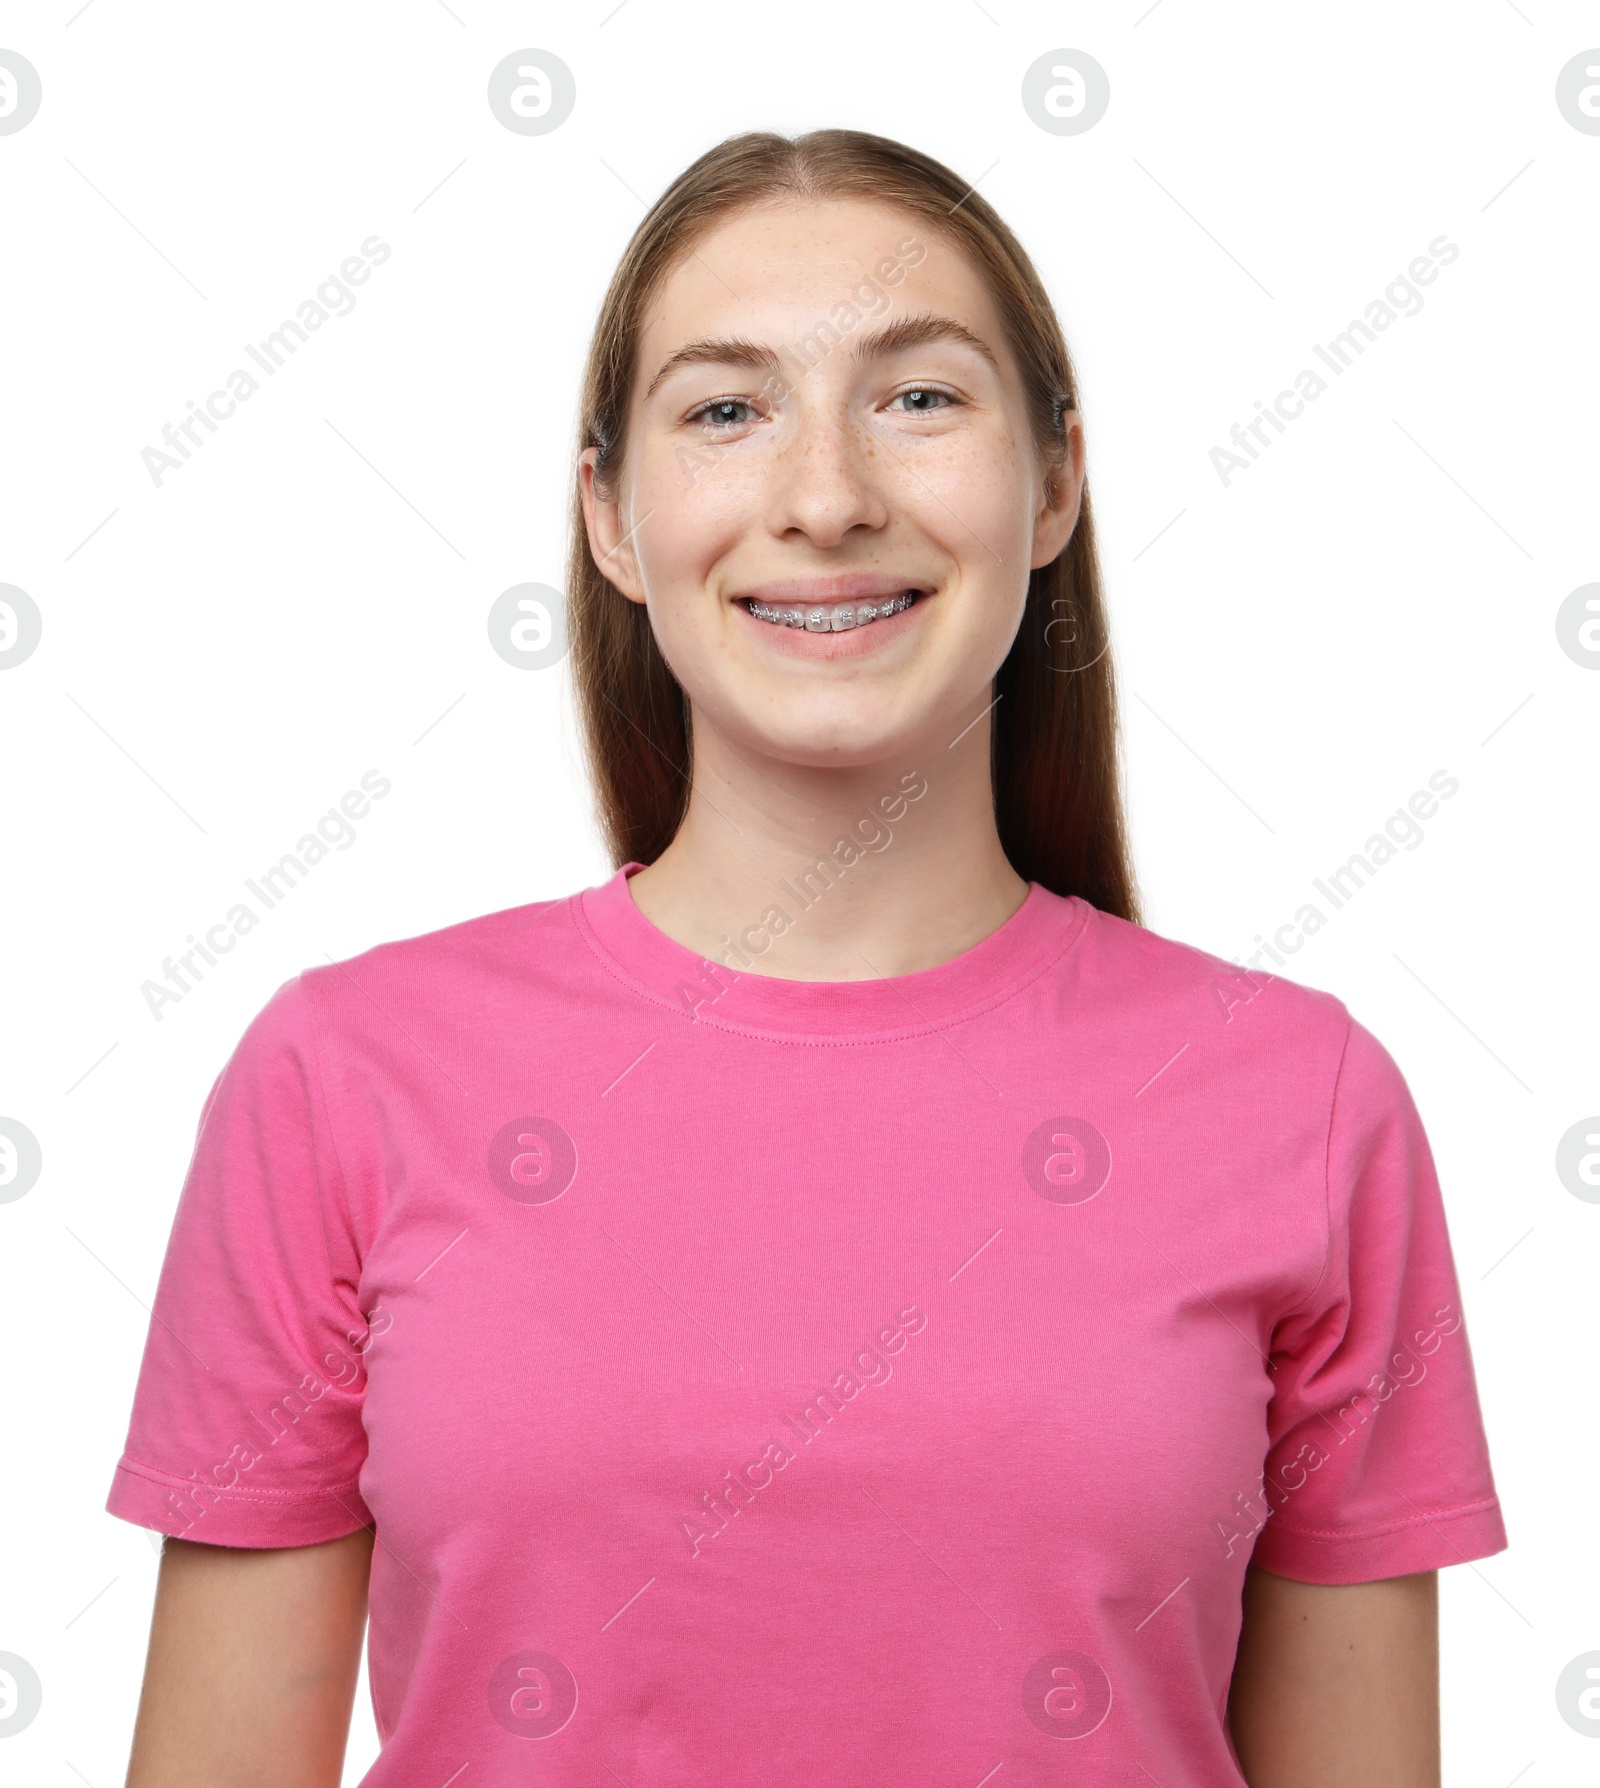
left=1074, top=904, right=1425, bottom=1150
left=1078, top=903, right=1350, bottom=1044
left=318, top=888, right=579, bottom=978
left=262, top=888, right=588, bottom=1045
left=1076, top=904, right=1425, bottom=1120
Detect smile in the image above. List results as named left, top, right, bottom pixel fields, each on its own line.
left=742, top=591, right=922, bottom=632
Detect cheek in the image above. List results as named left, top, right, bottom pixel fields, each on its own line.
left=632, top=445, right=765, bottom=577
left=894, top=428, right=1036, bottom=559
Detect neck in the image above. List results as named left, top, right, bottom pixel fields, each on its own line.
left=622, top=702, right=1028, bottom=981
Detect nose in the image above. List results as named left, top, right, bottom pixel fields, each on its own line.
left=766, top=405, right=890, bottom=548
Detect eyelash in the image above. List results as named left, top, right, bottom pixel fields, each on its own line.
left=885, top=384, right=962, bottom=414
left=686, top=395, right=764, bottom=430
left=684, top=384, right=964, bottom=430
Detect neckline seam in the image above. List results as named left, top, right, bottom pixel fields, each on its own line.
left=564, top=883, right=1092, bottom=1046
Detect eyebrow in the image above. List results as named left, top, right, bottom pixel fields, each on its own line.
left=849, top=312, right=1000, bottom=372
left=643, top=311, right=1000, bottom=399
left=645, top=337, right=780, bottom=399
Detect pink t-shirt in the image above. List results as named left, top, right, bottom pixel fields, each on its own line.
left=107, top=864, right=1508, bottom=1785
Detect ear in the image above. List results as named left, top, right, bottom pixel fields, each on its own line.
left=1029, top=412, right=1085, bottom=571
left=579, top=446, right=648, bottom=605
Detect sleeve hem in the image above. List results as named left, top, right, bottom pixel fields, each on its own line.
left=1249, top=1495, right=1508, bottom=1584
left=106, top=1458, right=373, bottom=1550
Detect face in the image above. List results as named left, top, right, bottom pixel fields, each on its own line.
left=580, top=197, right=1084, bottom=769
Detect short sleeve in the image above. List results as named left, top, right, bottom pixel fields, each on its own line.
left=105, top=974, right=375, bottom=1547
left=1249, top=1017, right=1509, bottom=1583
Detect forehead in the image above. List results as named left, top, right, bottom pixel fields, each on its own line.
left=637, top=197, right=1005, bottom=364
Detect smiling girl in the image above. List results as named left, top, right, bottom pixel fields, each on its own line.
left=110, top=129, right=1507, bottom=1788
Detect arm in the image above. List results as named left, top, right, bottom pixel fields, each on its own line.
left=1226, top=1563, right=1440, bottom=1788
left=126, top=1527, right=374, bottom=1788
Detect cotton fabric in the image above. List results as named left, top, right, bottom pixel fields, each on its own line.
left=108, top=863, right=1508, bottom=1785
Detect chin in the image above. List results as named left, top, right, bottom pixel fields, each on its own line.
left=735, top=705, right=917, bottom=770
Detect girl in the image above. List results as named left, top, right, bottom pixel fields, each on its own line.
left=111, top=129, right=1506, bottom=1787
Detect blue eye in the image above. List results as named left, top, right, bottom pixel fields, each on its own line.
left=889, top=388, right=954, bottom=413
left=690, top=398, right=757, bottom=428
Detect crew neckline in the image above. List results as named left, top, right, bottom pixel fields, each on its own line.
left=570, top=860, right=1092, bottom=1044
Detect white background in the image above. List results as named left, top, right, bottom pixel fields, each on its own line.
left=1, top=2, right=1595, bottom=1781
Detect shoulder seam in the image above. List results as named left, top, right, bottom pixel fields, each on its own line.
left=290, top=969, right=366, bottom=1273
left=1271, top=1006, right=1352, bottom=1333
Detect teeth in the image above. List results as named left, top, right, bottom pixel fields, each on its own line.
left=746, top=591, right=919, bottom=631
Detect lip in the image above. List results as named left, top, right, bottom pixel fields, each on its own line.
left=733, top=573, right=935, bottom=605
left=732, top=575, right=934, bottom=660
